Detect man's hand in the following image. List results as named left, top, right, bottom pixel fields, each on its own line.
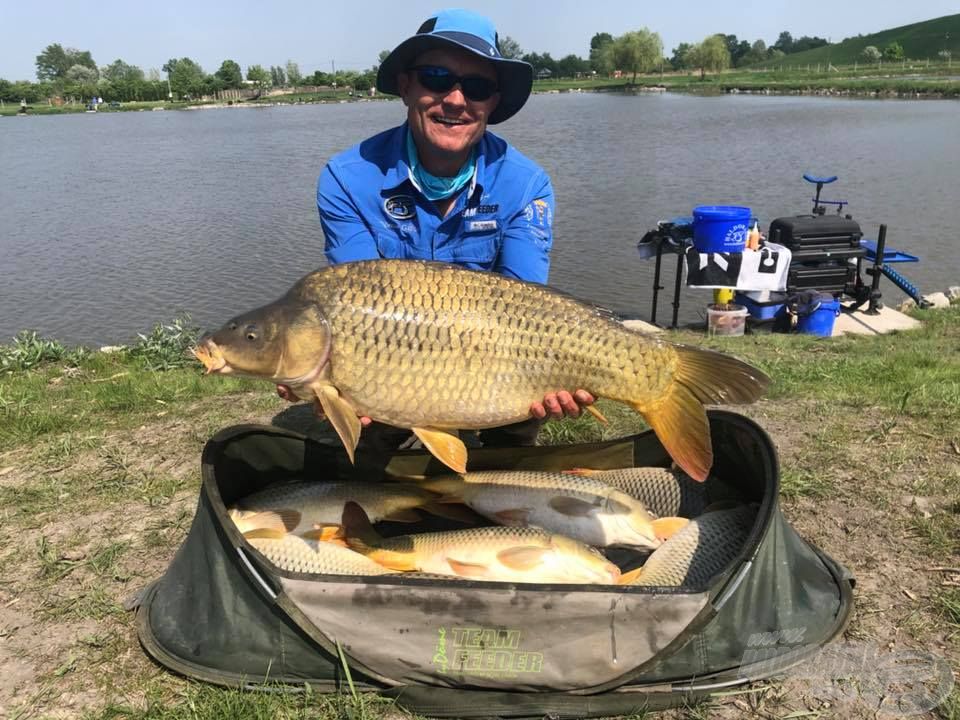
left=530, top=390, right=595, bottom=420
left=276, top=384, right=301, bottom=403
left=276, top=384, right=373, bottom=426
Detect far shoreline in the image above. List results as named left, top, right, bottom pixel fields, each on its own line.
left=4, top=83, right=956, bottom=118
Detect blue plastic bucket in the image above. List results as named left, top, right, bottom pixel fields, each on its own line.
left=796, top=293, right=841, bottom=337
left=692, top=206, right=751, bottom=253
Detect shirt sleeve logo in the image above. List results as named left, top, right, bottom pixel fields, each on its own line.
left=384, top=194, right=416, bottom=220
left=524, top=199, right=552, bottom=228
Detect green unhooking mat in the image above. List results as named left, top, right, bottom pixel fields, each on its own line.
left=132, top=410, right=854, bottom=718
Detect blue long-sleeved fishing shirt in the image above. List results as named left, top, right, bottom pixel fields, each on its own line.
left=317, top=123, right=554, bottom=284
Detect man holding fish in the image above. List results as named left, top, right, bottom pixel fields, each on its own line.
left=195, top=12, right=769, bottom=479
left=277, top=8, right=594, bottom=451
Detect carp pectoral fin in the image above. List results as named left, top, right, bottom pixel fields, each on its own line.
left=652, top=516, right=690, bottom=541
left=446, top=558, right=490, bottom=578
left=234, top=509, right=302, bottom=536
left=382, top=508, right=421, bottom=523
left=584, top=405, right=609, bottom=425
left=315, top=384, right=362, bottom=464
left=412, top=427, right=467, bottom=473
left=497, top=546, right=549, bottom=571
left=619, top=567, right=644, bottom=585
left=549, top=496, right=601, bottom=517
left=364, top=549, right=418, bottom=572
left=300, top=525, right=343, bottom=542
left=493, top=508, right=531, bottom=525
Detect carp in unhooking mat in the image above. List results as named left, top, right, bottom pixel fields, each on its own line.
left=193, top=260, right=769, bottom=480
left=340, top=502, right=623, bottom=584
left=622, top=504, right=758, bottom=587
left=406, top=469, right=687, bottom=550
left=227, top=479, right=469, bottom=541
left=247, top=533, right=398, bottom=576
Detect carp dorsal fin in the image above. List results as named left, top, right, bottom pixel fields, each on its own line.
left=413, top=427, right=467, bottom=473
left=314, top=384, right=362, bottom=465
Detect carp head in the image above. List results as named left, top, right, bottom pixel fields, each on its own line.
left=193, top=297, right=330, bottom=385
left=604, top=496, right=663, bottom=551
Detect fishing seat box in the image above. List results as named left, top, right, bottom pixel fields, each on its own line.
left=767, top=215, right=864, bottom=263
left=133, top=411, right=854, bottom=718
left=769, top=215, right=865, bottom=294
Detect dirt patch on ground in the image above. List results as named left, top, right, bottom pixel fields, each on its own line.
left=1, top=394, right=957, bottom=719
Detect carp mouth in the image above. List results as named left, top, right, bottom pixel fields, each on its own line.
left=191, top=340, right=230, bottom=374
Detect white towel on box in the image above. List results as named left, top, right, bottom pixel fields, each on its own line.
left=685, top=242, right=792, bottom=291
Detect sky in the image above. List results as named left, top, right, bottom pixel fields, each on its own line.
left=2, top=0, right=957, bottom=81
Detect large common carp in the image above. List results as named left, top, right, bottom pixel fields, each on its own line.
left=194, top=260, right=769, bottom=480
left=341, top=502, right=622, bottom=584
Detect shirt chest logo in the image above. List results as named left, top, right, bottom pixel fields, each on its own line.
left=384, top=194, right=416, bottom=220
left=464, top=204, right=499, bottom=218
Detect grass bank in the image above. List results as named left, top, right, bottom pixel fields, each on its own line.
left=531, top=63, right=960, bottom=98
left=1, top=308, right=958, bottom=719
left=0, top=90, right=366, bottom=117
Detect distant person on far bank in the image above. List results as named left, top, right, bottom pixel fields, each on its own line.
left=279, top=8, right=593, bottom=450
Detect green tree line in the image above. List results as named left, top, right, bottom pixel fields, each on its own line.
left=0, top=28, right=857, bottom=104
left=0, top=43, right=381, bottom=104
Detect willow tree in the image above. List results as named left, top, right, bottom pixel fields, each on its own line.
left=687, top=34, right=730, bottom=79
left=612, top=29, right=663, bottom=83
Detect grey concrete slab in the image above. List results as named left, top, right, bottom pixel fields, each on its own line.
left=832, top=304, right=921, bottom=336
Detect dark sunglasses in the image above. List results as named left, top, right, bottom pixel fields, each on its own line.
left=409, top=65, right=499, bottom=102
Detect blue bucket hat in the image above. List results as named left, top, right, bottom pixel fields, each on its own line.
left=376, top=8, right=533, bottom=124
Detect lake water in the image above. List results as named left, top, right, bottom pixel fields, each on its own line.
left=1, top=93, right=958, bottom=346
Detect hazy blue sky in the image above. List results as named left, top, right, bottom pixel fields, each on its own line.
left=2, top=0, right=957, bottom=81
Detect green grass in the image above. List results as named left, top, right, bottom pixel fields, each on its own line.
left=0, top=349, right=258, bottom=452
left=753, top=12, right=960, bottom=67
left=1, top=305, right=958, bottom=720
left=940, top=687, right=960, bottom=720
left=88, top=683, right=398, bottom=720
left=0, top=100, right=195, bottom=117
